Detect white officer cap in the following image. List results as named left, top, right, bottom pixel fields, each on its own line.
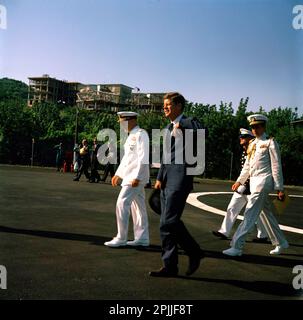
left=247, top=114, right=268, bottom=126
left=239, top=128, right=254, bottom=138
left=117, top=111, right=139, bottom=121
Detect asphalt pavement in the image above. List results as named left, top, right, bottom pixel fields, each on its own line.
left=0, top=165, right=302, bottom=300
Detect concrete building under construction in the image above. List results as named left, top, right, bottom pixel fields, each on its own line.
left=28, top=75, right=81, bottom=107
left=28, top=75, right=165, bottom=112
left=76, top=85, right=165, bottom=112
left=76, top=83, right=133, bottom=112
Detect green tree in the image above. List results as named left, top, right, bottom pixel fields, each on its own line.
left=0, top=78, right=28, bottom=102
left=0, top=99, right=33, bottom=164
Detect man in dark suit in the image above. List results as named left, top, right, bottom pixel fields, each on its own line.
left=90, top=137, right=101, bottom=183
left=73, top=139, right=91, bottom=182
left=149, top=92, right=205, bottom=278
left=101, top=141, right=116, bottom=182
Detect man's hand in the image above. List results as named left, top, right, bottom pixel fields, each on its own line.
left=277, top=191, right=285, bottom=201
left=111, top=175, right=121, bottom=187
left=154, top=180, right=162, bottom=189
left=131, top=179, right=140, bottom=188
left=232, top=182, right=241, bottom=191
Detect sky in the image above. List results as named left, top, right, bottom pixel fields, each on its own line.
left=0, top=0, right=302, bottom=114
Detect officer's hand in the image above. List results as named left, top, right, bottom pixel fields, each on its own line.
left=131, top=179, right=140, bottom=187
left=154, top=180, right=162, bottom=189
left=277, top=191, right=285, bottom=201
left=232, top=182, right=241, bottom=191
left=111, top=175, right=120, bottom=187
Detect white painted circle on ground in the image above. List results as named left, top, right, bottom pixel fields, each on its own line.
left=187, top=192, right=303, bottom=235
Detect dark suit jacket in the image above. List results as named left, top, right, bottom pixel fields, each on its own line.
left=91, top=144, right=100, bottom=168
left=157, top=115, right=203, bottom=191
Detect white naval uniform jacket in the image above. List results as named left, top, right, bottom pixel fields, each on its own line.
left=115, top=126, right=150, bottom=186
left=236, top=133, right=284, bottom=194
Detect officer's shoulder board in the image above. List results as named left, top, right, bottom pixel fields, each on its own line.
left=247, top=138, right=256, bottom=158
left=134, top=128, right=146, bottom=139
left=268, top=136, right=275, bottom=147
left=132, top=128, right=142, bottom=134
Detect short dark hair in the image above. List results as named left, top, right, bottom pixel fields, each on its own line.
left=164, top=92, right=186, bottom=110
left=251, top=122, right=266, bottom=129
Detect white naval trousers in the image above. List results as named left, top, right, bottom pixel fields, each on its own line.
left=115, top=185, right=149, bottom=242
left=218, top=192, right=267, bottom=238
left=231, top=191, right=288, bottom=250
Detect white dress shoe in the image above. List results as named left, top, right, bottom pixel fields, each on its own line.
left=104, top=238, right=127, bottom=247
left=223, top=247, right=243, bottom=256
left=270, top=241, right=289, bottom=255
left=126, top=240, right=150, bottom=247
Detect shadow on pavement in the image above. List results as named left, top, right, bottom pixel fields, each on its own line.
left=288, top=243, right=303, bottom=248
left=176, top=276, right=301, bottom=297
left=0, top=225, right=111, bottom=245
left=203, top=250, right=302, bottom=269
left=0, top=226, right=302, bottom=269
left=246, top=240, right=303, bottom=248
left=137, top=246, right=303, bottom=269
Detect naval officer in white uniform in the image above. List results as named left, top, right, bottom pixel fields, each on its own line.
left=213, top=128, right=268, bottom=241
left=223, top=114, right=289, bottom=256
left=104, top=111, right=150, bottom=248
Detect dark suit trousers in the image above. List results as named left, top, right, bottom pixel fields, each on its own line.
left=160, top=188, right=201, bottom=270
left=90, top=160, right=100, bottom=182
left=102, top=163, right=115, bottom=181
left=75, top=159, right=90, bottom=180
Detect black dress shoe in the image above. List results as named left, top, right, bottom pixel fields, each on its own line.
left=73, top=178, right=79, bottom=181
left=186, top=250, right=205, bottom=276
left=212, top=231, right=228, bottom=240
left=149, top=267, right=178, bottom=278
left=252, top=237, right=269, bottom=244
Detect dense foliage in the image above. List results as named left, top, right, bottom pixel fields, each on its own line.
left=0, top=78, right=302, bottom=185
left=0, top=78, right=28, bottom=101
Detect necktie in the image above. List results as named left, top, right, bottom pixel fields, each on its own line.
left=163, top=123, right=175, bottom=164
left=169, top=123, right=176, bottom=162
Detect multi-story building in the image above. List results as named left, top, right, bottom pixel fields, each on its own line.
left=76, top=83, right=133, bottom=111
left=131, top=92, right=165, bottom=112
left=28, top=75, right=81, bottom=107
left=291, top=119, right=303, bottom=129
left=28, top=75, right=165, bottom=112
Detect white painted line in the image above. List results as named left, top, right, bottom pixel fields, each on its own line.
left=187, top=192, right=303, bottom=235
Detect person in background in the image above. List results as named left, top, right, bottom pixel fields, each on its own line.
left=101, top=140, right=116, bottom=182
left=73, top=139, right=91, bottom=182
left=73, top=143, right=81, bottom=173
left=54, top=142, right=64, bottom=172
left=90, top=137, right=101, bottom=183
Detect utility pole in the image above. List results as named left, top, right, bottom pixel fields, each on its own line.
left=73, top=105, right=79, bottom=167
left=229, top=151, right=233, bottom=181
left=74, top=105, right=79, bottom=146
left=31, top=138, right=35, bottom=168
